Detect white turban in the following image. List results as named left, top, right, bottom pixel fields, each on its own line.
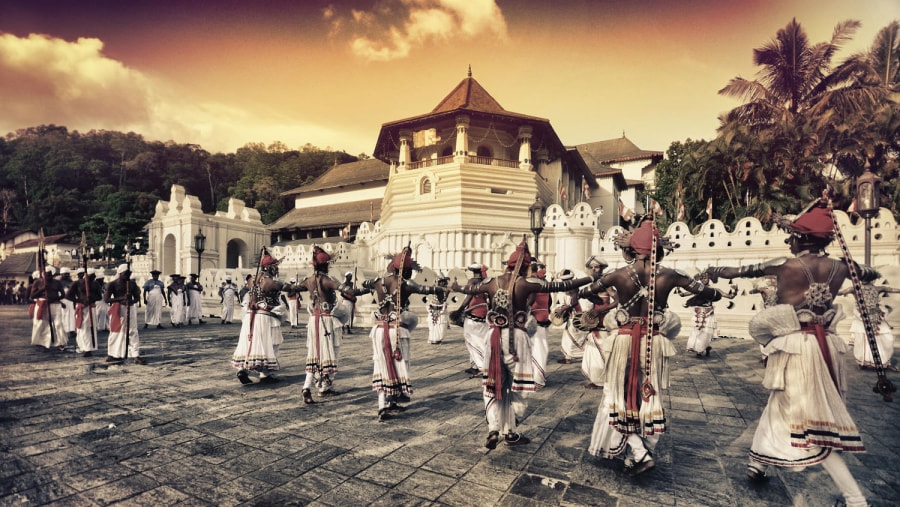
left=116, top=264, right=129, bottom=274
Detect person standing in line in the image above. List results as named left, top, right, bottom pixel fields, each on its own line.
left=104, top=264, right=144, bottom=364
left=94, top=271, right=109, bottom=332
left=232, top=250, right=287, bottom=385
left=426, top=277, right=451, bottom=345
left=363, top=247, right=447, bottom=421
left=706, top=199, right=873, bottom=507
left=143, top=270, right=168, bottom=329
left=219, top=274, right=239, bottom=324
left=185, top=273, right=205, bottom=325
left=29, top=265, right=68, bottom=351
left=677, top=272, right=736, bottom=358
left=582, top=217, right=723, bottom=476
left=67, top=267, right=101, bottom=357
left=449, top=264, right=490, bottom=377
left=59, top=267, right=76, bottom=346
left=167, top=274, right=187, bottom=328
left=450, top=239, right=602, bottom=449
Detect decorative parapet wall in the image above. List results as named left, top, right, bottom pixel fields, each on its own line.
left=579, top=207, right=899, bottom=338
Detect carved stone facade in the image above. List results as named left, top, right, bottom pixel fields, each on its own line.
left=138, top=184, right=268, bottom=303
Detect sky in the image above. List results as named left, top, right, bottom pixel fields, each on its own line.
left=1, top=0, right=898, bottom=157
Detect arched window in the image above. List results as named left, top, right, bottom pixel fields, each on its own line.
left=421, top=178, right=432, bottom=194
left=476, top=145, right=492, bottom=158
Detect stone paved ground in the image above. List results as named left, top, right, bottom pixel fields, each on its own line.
left=1, top=305, right=898, bottom=507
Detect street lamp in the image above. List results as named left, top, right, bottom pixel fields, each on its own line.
left=528, top=196, right=546, bottom=261
left=194, top=228, right=206, bottom=277
left=856, top=165, right=882, bottom=265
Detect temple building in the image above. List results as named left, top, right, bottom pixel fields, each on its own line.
left=269, top=69, right=630, bottom=274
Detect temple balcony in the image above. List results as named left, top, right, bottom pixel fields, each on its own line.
left=406, top=155, right=520, bottom=170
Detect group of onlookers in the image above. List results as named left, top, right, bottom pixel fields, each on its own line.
left=1, top=279, right=29, bottom=305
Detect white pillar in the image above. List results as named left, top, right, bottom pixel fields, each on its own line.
left=518, top=126, right=533, bottom=171
left=399, top=130, right=411, bottom=169
left=455, top=115, right=470, bottom=163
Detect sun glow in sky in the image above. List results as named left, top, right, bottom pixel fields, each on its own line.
left=1, top=0, right=897, bottom=156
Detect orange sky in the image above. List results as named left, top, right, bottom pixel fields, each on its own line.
left=1, top=0, right=897, bottom=156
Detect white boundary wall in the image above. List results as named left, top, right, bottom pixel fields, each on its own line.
left=269, top=204, right=899, bottom=338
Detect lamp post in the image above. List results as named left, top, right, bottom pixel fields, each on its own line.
left=528, top=196, right=546, bottom=261
left=194, top=228, right=206, bottom=277
left=856, top=166, right=882, bottom=266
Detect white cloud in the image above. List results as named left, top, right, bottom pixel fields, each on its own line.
left=0, top=32, right=363, bottom=154
left=0, top=33, right=155, bottom=128
left=328, top=0, right=508, bottom=62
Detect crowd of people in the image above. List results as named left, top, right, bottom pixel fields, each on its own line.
left=1, top=279, right=28, bottom=304
left=17, top=195, right=895, bottom=507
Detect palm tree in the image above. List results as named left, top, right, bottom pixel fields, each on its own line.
left=719, top=18, right=863, bottom=127
left=716, top=18, right=881, bottom=217
left=820, top=21, right=900, bottom=216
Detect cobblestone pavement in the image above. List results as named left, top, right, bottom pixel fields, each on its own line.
left=1, top=306, right=898, bottom=506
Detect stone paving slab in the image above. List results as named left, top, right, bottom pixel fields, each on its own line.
left=1, top=306, right=898, bottom=506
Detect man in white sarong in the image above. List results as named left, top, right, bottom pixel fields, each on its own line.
left=707, top=199, right=873, bottom=507
left=29, top=266, right=68, bottom=351
left=67, top=268, right=101, bottom=357
left=94, top=272, right=109, bottom=331
left=104, top=264, right=144, bottom=364
left=582, top=217, right=721, bottom=476
left=529, top=263, right=551, bottom=389
left=426, top=277, right=451, bottom=345
left=285, top=279, right=301, bottom=328
left=185, top=273, right=205, bottom=324
left=142, top=270, right=167, bottom=329
left=451, top=239, right=600, bottom=449
left=167, top=275, right=187, bottom=327
left=449, top=264, right=490, bottom=377
left=59, top=267, right=76, bottom=345
left=219, top=274, right=239, bottom=324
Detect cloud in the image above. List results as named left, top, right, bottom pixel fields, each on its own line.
left=0, top=32, right=363, bottom=154
left=327, top=0, right=509, bottom=62
left=0, top=33, right=155, bottom=129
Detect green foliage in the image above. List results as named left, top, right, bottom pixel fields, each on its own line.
left=0, top=127, right=357, bottom=242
